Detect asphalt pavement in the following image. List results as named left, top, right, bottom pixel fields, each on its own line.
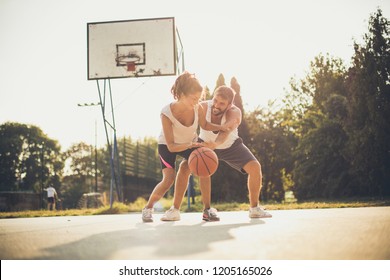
left=1, top=206, right=389, bottom=260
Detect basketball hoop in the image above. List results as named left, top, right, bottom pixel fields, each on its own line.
left=115, top=53, right=140, bottom=72
left=126, top=62, right=136, bottom=71
left=87, top=18, right=176, bottom=79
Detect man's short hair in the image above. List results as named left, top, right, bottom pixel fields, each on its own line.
left=214, top=86, right=235, bottom=104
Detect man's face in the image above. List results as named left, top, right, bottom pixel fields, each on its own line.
left=211, top=95, right=230, bottom=116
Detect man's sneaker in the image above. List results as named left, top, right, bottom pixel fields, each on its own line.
left=142, top=207, right=153, bottom=223
left=203, top=208, right=220, bottom=222
left=249, top=206, right=272, bottom=218
left=161, top=206, right=180, bottom=221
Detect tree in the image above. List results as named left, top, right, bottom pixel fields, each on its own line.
left=284, top=54, right=351, bottom=200
left=231, top=77, right=250, bottom=142
left=213, top=73, right=226, bottom=93
left=202, top=85, right=212, bottom=100
left=345, top=9, right=390, bottom=196
left=0, top=122, right=63, bottom=193
left=65, top=142, right=96, bottom=178
left=245, top=105, right=297, bottom=202
left=293, top=119, right=350, bottom=199
left=61, top=142, right=107, bottom=208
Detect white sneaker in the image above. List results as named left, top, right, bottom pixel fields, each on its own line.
left=142, top=207, right=153, bottom=222
left=161, top=206, right=180, bottom=221
left=249, top=206, right=272, bottom=218
left=203, top=207, right=220, bottom=221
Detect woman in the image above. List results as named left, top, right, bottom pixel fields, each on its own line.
left=142, top=71, right=227, bottom=222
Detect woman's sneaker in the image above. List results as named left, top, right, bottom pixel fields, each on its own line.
left=203, top=208, right=220, bottom=222
left=161, top=206, right=181, bottom=221
left=249, top=206, right=272, bottom=218
left=142, top=207, right=153, bottom=223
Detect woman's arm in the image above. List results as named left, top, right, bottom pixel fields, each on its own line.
left=161, top=114, right=201, bottom=152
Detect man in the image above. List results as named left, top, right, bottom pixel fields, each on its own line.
left=44, top=185, right=57, bottom=211
left=163, top=85, right=272, bottom=221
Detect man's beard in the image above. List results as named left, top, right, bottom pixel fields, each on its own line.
left=211, top=106, right=225, bottom=116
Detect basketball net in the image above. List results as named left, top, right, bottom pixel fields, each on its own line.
left=126, top=62, right=136, bottom=72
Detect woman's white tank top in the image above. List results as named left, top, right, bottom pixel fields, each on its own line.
left=158, top=103, right=199, bottom=145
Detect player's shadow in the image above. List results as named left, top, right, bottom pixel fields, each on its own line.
left=34, top=218, right=265, bottom=259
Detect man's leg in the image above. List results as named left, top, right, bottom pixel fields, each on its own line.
left=199, top=176, right=219, bottom=221
left=48, top=198, right=53, bottom=210
left=199, top=176, right=211, bottom=209
left=243, top=160, right=272, bottom=218
left=242, top=160, right=262, bottom=207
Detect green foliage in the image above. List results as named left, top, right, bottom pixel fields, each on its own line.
left=287, top=54, right=351, bottom=200
left=61, top=142, right=104, bottom=208
left=285, top=8, right=390, bottom=200
left=0, top=122, right=63, bottom=193
left=203, top=85, right=212, bottom=100
left=344, top=9, right=390, bottom=196
left=94, top=202, right=131, bottom=214
left=204, top=15, right=389, bottom=202
left=245, top=106, right=297, bottom=202
left=213, top=73, right=226, bottom=93
left=231, top=77, right=251, bottom=142
left=128, top=197, right=148, bottom=211
left=293, top=120, right=350, bottom=199
left=64, top=142, right=95, bottom=177
left=60, top=175, right=89, bottom=209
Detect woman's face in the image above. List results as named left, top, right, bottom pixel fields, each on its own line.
left=182, top=91, right=202, bottom=107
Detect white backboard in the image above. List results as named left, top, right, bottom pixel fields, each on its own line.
left=87, top=17, right=177, bottom=80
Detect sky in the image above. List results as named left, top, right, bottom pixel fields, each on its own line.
left=1, top=0, right=389, bottom=151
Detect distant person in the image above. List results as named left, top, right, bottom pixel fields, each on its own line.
left=142, top=71, right=230, bottom=222
left=44, top=185, right=58, bottom=210
left=165, top=86, right=272, bottom=221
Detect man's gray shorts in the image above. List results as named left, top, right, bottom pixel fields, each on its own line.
left=205, top=137, right=258, bottom=174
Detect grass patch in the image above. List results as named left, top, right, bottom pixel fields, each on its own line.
left=93, top=202, right=132, bottom=215
left=0, top=208, right=101, bottom=219
left=1, top=197, right=389, bottom=219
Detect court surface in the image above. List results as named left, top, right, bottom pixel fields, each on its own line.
left=1, top=206, right=389, bottom=260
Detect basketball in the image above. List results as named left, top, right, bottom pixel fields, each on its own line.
left=188, top=147, right=219, bottom=177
